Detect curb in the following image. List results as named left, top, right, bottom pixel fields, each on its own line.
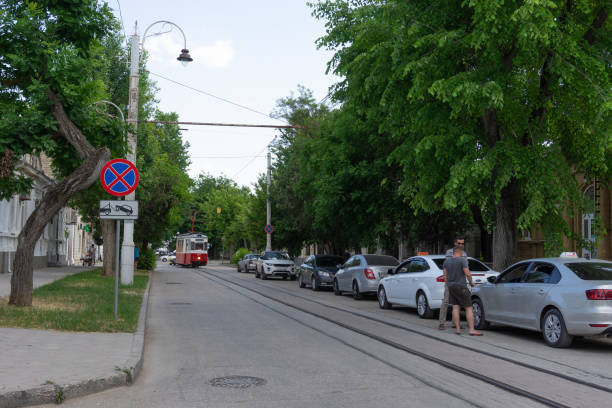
left=0, top=273, right=152, bottom=408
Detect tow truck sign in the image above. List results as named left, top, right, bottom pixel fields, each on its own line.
left=99, top=200, right=139, bottom=220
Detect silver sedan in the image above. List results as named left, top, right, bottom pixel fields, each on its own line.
left=333, top=254, right=399, bottom=299
left=471, top=255, right=612, bottom=347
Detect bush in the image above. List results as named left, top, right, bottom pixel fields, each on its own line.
left=137, top=247, right=156, bottom=270
left=232, top=247, right=250, bottom=264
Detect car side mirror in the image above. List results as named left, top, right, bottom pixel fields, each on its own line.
left=487, top=276, right=497, bottom=284
left=336, top=264, right=342, bottom=269
left=387, top=268, right=395, bottom=275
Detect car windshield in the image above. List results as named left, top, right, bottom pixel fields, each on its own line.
left=565, top=262, right=612, bottom=280
left=363, top=255, right=398, bottom=266
left=263, top=251, right=290, bottom=260
left=317, top=256, right=344, bottom=267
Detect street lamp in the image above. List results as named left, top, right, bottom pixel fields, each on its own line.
left=121, top=20, right=193, bottom=285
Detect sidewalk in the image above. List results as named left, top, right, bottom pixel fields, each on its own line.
left=0, top=265, right=150, bottom=408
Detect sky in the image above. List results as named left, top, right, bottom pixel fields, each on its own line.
left=109, top=0, right=340, bottom=190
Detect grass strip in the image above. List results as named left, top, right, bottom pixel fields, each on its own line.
left=0, top=269, right=149, bottom=332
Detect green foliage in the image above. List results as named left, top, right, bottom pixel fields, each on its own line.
left=309, top=0, right=612, bottom=265
left=0, top=0, right=121, bottom=197
left=184, top=174, right=253, bottom=256
left=232, top=247, right=250, bottom=264
left=134, top=110, right=192, bottom=249
left=137, top=248, right=156, bottom=271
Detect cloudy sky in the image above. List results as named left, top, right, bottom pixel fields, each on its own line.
left=109, top=0, right=340, bottom=189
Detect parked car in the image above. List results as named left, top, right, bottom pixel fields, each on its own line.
left=168, top=251, right=176, bottom=265
left=298, top=254, right=345, bottom=291
left=255, top=251, right=296, bottom=280
left=471, top=254, right=612, bottom=347
left=238, top=254, right=260, bottom=273
left=160, top=251, right=173, bottom=262
left=377, top=255, right=498, bottom=318
left=334, top=254, right=399, bottom=299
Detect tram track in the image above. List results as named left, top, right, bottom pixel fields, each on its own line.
left=209, top=268, right=612, bottom=388
left=195, top=267, right=612, bottom=408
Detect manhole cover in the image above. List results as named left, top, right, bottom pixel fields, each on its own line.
left=166, top=282, right=183, bottom=285
left=208, top=376, right=266, bottom=389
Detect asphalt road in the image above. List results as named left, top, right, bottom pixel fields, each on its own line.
left=37, top=263, right=612, bottom=407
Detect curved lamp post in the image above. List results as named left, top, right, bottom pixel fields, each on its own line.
left=93, top=100, right=126, bottom=144
left=122, top=21, right=193, bottom=285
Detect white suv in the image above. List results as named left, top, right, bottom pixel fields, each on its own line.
left=256, top=251, right=296, bottom=280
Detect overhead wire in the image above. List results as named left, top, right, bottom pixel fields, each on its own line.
left=115, top=0, right=127, bottom=43
left=231, top=142, right=272, bottom=179
left=146, top=70, right=290, bottom=125
left=191, top=155, right=265, bottom=159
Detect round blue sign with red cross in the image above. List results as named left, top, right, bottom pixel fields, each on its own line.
left=264, top=224, right=274, bottom=234
left=100, top=159, right=139, bottom=196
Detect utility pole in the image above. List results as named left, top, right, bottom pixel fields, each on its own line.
left=266, top=149, right=272, bottom=251
left=121, top=21, right=192, bottom=285
left=121, top=23, right=140, bottom=285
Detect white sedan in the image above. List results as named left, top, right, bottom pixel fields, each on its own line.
left=377, top=255, right=498, bottom=318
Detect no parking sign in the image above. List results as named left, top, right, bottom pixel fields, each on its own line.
left=100, top=159, right=139, bottom=196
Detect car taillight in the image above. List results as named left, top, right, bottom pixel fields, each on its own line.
left=364, top=268, right=376, bottom=280
left=586, top=289, right=612, bottom=300
left=249, top=260, right=253, bottom=264
left=436, top=275, right=445, bottom=282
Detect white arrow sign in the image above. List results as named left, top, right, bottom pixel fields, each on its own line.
left=99, top=200, right=139, bottom=220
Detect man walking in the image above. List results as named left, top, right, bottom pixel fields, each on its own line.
left=443, top=246, right=482, bottom=336
left=439, top=237, right=467, bottom=330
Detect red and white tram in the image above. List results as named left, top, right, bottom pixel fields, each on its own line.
left=175, top=232, right=209, bottom=267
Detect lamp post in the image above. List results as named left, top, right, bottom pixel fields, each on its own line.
left=122, top=21, right=193, bottom=285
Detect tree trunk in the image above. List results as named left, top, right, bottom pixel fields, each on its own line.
left=492, top=179, right=519, bottom=271
left=9, top=90, right=110, bottom=306
left=9, top=148, right=109, bottom=305
left=101, top=219, right=115, bottom=277
left=470, top=205, right=492, bottom=262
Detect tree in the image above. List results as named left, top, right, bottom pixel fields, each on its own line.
left=0, top=0, right=122, bottom=305
left=311, top=0, right=612, bottom=269
left=134, top=111, right=192, bottom=250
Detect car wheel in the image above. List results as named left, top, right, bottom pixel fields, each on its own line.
left=290, top=275, right=296, bottom=281
left=311, top=276, right=319, bottom=291
left=162, top=257, right=168, bottom=262
left=416, top=291, right=433, bottom=319
left=542, top=309, right=574, bottom=348
left=472, top=298, right=489, bottom=330
left=237, top=265, right=241, bottom=272
left=378, top=286, right=391, bottom=309
left=333, top=279, right=341, bottom=296
left=298, top=274, right=306, bottom=288
left=352, top=281, right=362, bottom=300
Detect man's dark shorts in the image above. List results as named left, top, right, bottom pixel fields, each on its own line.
left=448, top=285, right=471, bottom=307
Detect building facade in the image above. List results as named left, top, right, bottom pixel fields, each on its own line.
left=518, top=177, right=611, bottom=261
left=0, top=154, right=94, bottom=273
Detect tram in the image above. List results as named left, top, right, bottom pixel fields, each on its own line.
left=175, top=232, right=209, bottom=267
